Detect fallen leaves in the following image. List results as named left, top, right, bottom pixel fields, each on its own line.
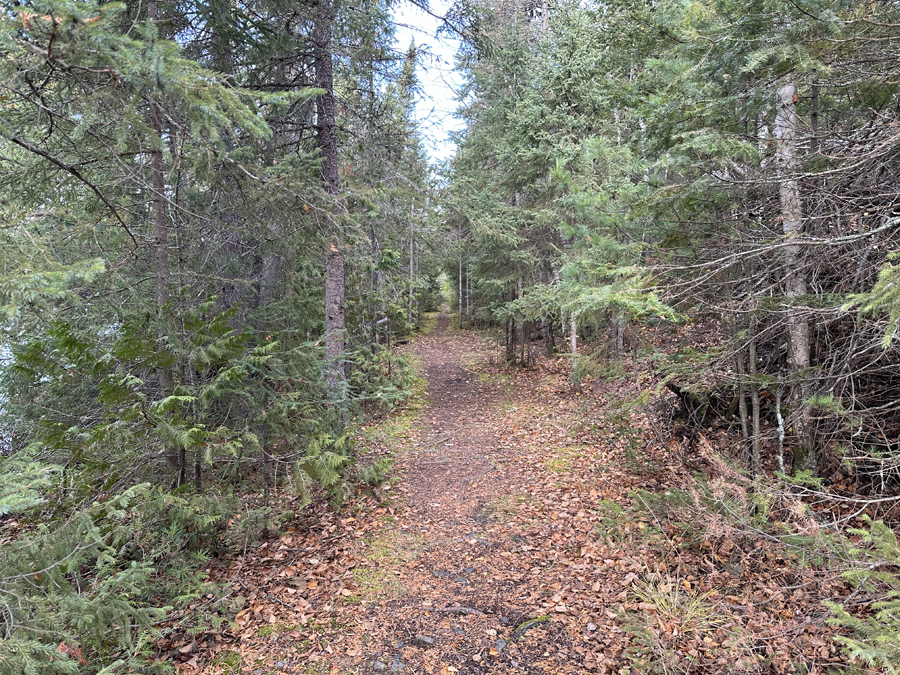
left=162, top=323, right=858, bottom=675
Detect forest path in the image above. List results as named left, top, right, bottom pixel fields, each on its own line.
left=183, top=314, right=852, bottom=675
left=335, top=312, right=642, bottom=674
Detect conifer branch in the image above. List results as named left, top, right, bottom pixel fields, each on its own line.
left=7, top=135, right=139, bottom=250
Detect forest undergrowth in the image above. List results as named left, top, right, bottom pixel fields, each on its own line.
left=142, top=317, right=881, bottom=675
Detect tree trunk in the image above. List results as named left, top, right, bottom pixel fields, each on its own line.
left=748, top=333, right=761, bottom=477
left=148, top=0, right=169, bottom=349
left=775, top=83, right=815, bottom=472
left=570, top=314, right=581, bottom=393
left=609, top=310, right=625, bottom=358
left=736, top=349, right=750, bottom=467
left=465, top=269, right=470, bottom=319
left=148, top=0, right=180, bottom=481
left=517, top=277, right=524, bottom=367
left=408, top=205, right=415, bottom=328
left=540, top=266, right=552, bottom=356
left=262, top=432, right=271, bottom=507
left=313, top=0, right=346, bottom=414
left=458, top=252, right=463, bottom=326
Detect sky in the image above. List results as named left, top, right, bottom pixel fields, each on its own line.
left=391, top=1, right=464, bottom=164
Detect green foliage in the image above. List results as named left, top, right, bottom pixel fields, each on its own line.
left=0, top=459, right=58, bottom=516
left=347, top=345, right=416, bottom=410
left=827, top=516, right=900, bottom=674
left=0, top=486, right=168, bottom=675
left=0, top=480, right=248, bottom=674
left=296, top=433, right=353, bottom=505
left=355, top=456, right=395, bottom=487
left=846, top=254, right=900, bottom=347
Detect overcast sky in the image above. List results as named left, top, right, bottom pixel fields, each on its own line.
left=392, top=1, right=464, bottom=164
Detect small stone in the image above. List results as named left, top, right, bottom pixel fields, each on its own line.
left=390, top=659, right=405, bottom=672
left=412, top=635, right=435, bottom=648
left=464, top=567, right=475, bottom=573
left=454, top=577, right=469, bottom=585
left=277, top=662, right=287, bottom=669
left=395, top=641, right=405, bottom=649
left=452, top=627, right=464, bottom=636
left=494, top=639, right=507, bottom=653
left=373, top=662, right=387, bottom=672
left=499, top=616, right=510, bottom=626
left=587, top=623, right=597, bottom=632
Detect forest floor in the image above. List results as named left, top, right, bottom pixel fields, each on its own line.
left=167, top=311, right=860, bottom=675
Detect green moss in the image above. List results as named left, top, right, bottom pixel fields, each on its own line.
left=210, top=650, right=243, bottom=673
left=544, top=444, right=588, bottom=473
left=255, top=622, right=298, bottom=638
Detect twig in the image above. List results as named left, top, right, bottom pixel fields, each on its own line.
left=431, top=606, right=485, bottom=616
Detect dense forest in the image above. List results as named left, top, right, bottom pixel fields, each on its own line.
left=4, top=0, right=900, bottom=672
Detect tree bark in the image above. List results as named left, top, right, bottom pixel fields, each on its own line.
left=775, top=83, right=814, bottom=472
left=148, top=0, right=169, bottom=333
left=313, top=0, right=346, bottom=412
left=517, top=277, right=524, bottom=367
left=748, top=333, right=761, bottom=477
left=570, top=314, right=581, bottom=393
left=408, top=205, right=415, bottom=328
left=458, top=252, right=463, bottom=326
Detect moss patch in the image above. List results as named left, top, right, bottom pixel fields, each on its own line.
left=544, top=444, right=589, bottom=473
left=344, top=530, right=425, bottom=604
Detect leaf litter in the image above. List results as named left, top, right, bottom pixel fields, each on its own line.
left=168, top=314, right=869, bottom=675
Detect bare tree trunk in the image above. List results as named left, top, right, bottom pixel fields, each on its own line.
left=749, top=333, right=761, bottom=477
left=570, top=314, right=581, bottom=393
left=148, top=0, right=169, bottom=350
left=465, top=270, right=470, bottom=319
left=609, top=311, right=625, bottom=358
left=151, top=133, right=168, bottom=316
left=569, top=316, right=577, bottom=357
left=262, top=432, right=270, bottom=507
left=313, top=0, right=346, bottom=414
left=458, top=251, right=463, bottom=326
left=732, top=310, right=751, bottom=468
left=540, top=265, right=552, bottom=356
left=517, top=277, right=524, bottom=367
left=776, top=83, right=815, bottom=472
left=736, top=350, right=750, bottom=466
left=408, top=205, right=415, bottom=328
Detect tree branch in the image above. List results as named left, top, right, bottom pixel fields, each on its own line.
left=8, top=135, right=139, bottom=250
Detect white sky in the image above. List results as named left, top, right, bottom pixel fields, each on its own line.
left=392, top=0, right=464, bottom=164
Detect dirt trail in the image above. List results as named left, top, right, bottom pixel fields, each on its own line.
left=176, top=313, right=630, bottom=675
left=396, top=311, right=511, bottom=518
left=340, top=312, right=628, bottom=675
